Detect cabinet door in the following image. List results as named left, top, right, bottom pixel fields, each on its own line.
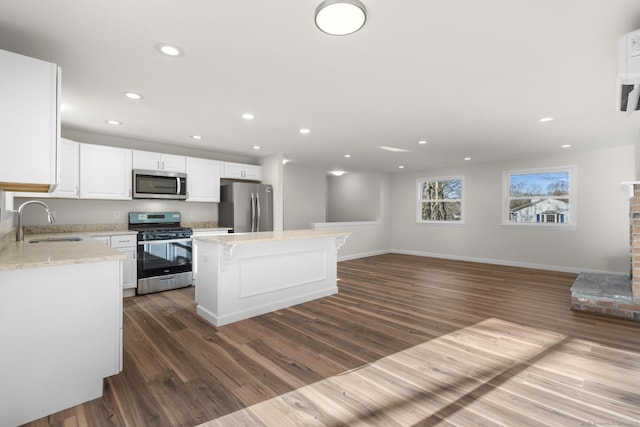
left=133, top=150, right=186, bottom=173
left=160, top=154, right=186, bottom=173
left=243, top=164, right=262, bottom=181
left=186, top=157, right=221, bottom=202
left=0, top=49, right=59, bottom=192
left=80, top=144, right=132, bottom=200
left=118, top=247, right=137, bottom=290
left=132, top=150, right=161, bottom=170
left=53, top=138, right=80, bottom=198
left=222, top=162, right=244, bottom=179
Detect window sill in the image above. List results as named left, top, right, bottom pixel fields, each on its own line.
left=501, top=222, right=577, bottom=231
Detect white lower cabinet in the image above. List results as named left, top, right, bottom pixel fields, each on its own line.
left=92, top=234, right=137, bottom=291
left=0, top=261, right=122, bottom=427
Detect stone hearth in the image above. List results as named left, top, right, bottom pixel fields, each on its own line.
left=570, top=182, right=640, bottom=321
left=570, top=272, right=640, bottom=320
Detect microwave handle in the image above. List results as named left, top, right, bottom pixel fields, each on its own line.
left=176, top=177, right=181, bottom=195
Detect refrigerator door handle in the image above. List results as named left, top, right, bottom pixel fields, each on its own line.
left=256, top=193, right=261, bottom=232
left=250, top=193, right=256, bottom=232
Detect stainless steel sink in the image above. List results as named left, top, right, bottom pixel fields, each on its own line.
left=29, top=237, right=83, bottom=243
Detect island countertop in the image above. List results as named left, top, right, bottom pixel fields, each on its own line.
left=193, top=229, right=351, bottom=245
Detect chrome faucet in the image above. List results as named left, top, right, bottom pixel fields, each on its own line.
left=16, top=200, right=55, bottom=241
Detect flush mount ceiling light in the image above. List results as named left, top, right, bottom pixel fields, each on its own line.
left=315, top=0, right=367, bottom=36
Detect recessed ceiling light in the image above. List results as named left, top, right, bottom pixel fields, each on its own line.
left=253, top=145, right=261, bottom=150
left=300, top=128, right=311, bottom=134
left=561, top=144, right=572, bottom=148
left=380, top=146, right=408, bottom=152
left=464, top=157, right=471, bottom=161
left=344, top=154, right=351, bottom=158
left=105, top=120, right=122, bottom=125
left=124, top=92, right=143, bottom=100
left=156, top=43, right=184, bottom=57
left=191, top=135, right=203, bottom=140
left=538, top=117, right=555, bottom=123
left=417, top=140, right=428, bottom=145
left=242, top=113, right=255, bottom=120
left=330, top=170, right=346, bottom=176
left=398, top=165, right=405, bottom=169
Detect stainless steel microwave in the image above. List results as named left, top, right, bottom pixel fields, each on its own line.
left=132, top=169, right=187, bottom=200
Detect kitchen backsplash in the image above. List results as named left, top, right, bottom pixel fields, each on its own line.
left=13, top=197, right=218, bottom=227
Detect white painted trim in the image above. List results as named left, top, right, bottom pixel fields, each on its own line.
left=338, top=249, right=391, bottom=262
left=501, top=165, right=577, bottom=227
left=391, top=248, right=624, bottom=275
left=312, top=221, right=380, bottom=228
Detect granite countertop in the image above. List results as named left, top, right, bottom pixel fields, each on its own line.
left=0, top=237, right=125, bottom=271
left=194, top=229, right=351, bottom=245
left=0, top=229, right=134, bottom=271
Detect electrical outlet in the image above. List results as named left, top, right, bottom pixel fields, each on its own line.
left=114, top=211, right=121, bottom=219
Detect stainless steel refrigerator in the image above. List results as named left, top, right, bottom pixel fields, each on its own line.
left=218, top=183, right=273, bottom=232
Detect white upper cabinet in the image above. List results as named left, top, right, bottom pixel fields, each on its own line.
left=186, top=157, right=222, bottom=202
left=133, top=150, right=186, bottom=173
left=52, top=138, right=80, bottom=198
left=0, top=49, right=59, bottom=192
left=80, top=144, right=132, bottom=200
left=222, top=162, right=262, bottom=181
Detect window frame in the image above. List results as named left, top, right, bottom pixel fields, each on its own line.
left=501, top=165, right=577, bottom=229
left=416, top=175, right=465, bottom=224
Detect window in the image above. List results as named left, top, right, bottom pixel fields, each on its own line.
left=502, top=166, right=576, bottom=227
left=416, top=176, right=463, bottom=223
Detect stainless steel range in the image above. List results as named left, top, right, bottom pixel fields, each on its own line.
left=128, top=212, right=193, bottom=295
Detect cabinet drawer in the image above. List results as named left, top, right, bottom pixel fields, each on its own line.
left=110, top=234, right=137, bottom=248
left=91, top=236, right=111, bottom=246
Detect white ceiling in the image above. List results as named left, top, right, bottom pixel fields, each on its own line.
left=2, top=0, right=640, bottom=173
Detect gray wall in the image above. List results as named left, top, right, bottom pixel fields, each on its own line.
left=391, top=145, right=634, bottom=273
left=283, top=163, right=327, bottom=230
left=327, top=173, right=381, bottom=222
left=12, top=197, right=218, bottom=227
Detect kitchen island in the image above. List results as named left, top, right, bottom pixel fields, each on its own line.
left=194, top=229, right=350, bottom=327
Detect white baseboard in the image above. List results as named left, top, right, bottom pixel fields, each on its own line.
left=336, top=247, right=623, bottom=275
left=338, top=249, right=391, bottom=262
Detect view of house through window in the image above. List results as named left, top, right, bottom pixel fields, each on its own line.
left=503, top=167, right=576, bottom=226
left=416, top=176, right=463, bottom=223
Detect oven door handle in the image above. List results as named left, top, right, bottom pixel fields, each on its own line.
left=138, top=238, right=193, bottom=245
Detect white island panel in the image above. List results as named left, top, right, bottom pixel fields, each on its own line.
left=195, top=230, right=349, bottom=327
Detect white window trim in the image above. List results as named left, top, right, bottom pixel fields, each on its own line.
left=501, top=165, right=577, bottom=230
left=416, top=175, right=465, bottom=224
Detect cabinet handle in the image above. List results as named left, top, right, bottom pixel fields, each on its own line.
left=162, top=161, right=165, bottom=170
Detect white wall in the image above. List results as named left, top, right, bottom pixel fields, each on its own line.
left=12, top=197, right=218, bottom=227
left=314, top=172, right=393, bottom=260
left=283, top=163, right=327, bottom=230
left=327, top=173, right=381, bottom=222
left=391, top=146, right=634, bottom=274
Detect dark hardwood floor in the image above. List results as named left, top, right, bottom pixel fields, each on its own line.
left=23, top=254, right=640, bottom=426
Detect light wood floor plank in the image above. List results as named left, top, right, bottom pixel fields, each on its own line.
left=20, top=254, right=640, bottom=427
